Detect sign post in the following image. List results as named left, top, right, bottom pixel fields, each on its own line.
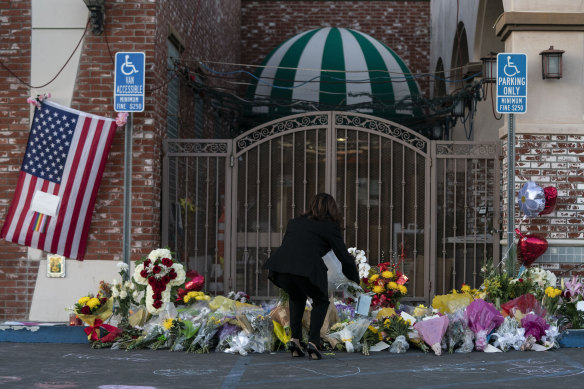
left=496, top=53, right=527, bottom=273
left=114, top=52, right=145, bottom=269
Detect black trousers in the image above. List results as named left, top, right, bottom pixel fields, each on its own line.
left=271, top=272, right=329, bottom=345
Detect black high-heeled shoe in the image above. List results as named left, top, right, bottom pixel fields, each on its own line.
left=287, top=341, right=305, bottom=357
left=306, top=342, right=322, bottom=360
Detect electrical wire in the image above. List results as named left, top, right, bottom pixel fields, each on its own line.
left=1, top=20, right=89, bottom=89
left=186, top=57, right=473, bottom=80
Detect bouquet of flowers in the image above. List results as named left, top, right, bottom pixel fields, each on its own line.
left=126, top=322, right=167, bottom=350
left=75, top=294, right=109, bottom=316
left=110, top=262, right=139, bottom=329
left=327, top=317, right=370, bottom=352
left=557, top=276, right=584, bottom=330
left=133, top=248, right=186, bottom=315
left=361, top=261, right=408, bottom=309
left=74, top=285, right=119, bottom=339
left=443, top=309, right=474, bottom=353
left=432, top=285, right=477, bottom=314
left=226, top=290, right=253, bottom=304
left=521, top=313, right=550, bottom=342
left=176, top=269, right=205, bottom=303
left=169, top=319, right=201, bottom=351
left=465, top=298, right=504, bottom=351
left=187, top=311, right=225, bottom=353
left=237, top=307, right=273, bottom=353
left=216, top=323, right=242, bottom=352
left=490, top=316, right=525, bottom=351
left=413, top=315, right=449, bottom=355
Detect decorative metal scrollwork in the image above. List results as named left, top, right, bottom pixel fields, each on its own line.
left=334, top=112, right=427, bottom=152
left=236, top=113, right=329, bottom=152
left=436, top=142, right=499, bottom=157
left=166, top=140, right=229, bottom=155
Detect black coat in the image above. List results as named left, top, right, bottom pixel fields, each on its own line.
left=263, top=215, right=360, bottom=296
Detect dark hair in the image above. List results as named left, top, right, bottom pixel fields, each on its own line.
left=302, top=193, right=342, bottom=224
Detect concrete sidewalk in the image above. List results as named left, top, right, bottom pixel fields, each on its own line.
left=1, top=342, right=584, bottom=388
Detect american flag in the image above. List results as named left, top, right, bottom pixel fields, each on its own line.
left=1, top=101, right=117, bottom=260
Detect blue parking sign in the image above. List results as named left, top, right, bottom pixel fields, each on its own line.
left=496, top=53, right=527, bottom=114
left=114, top=52, right=145, bottom=112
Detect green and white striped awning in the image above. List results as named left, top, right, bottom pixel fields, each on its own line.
left=247, top=27, right=422, bottom=118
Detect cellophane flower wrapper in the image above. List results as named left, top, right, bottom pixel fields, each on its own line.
left=169, top=318, right=203, bottom=352
left=242, top=309, right=273, bottom=353
left=187, top=312, right=224, bottom=353
left=208, top=295, right=237, bottom=314
left=465, top=298, right=504, bottom=351
left=216, top=323, right=242, bottom=352
left=457, top=328, right=475, bottom=353
left=126, top=324, right=166, bottom=350
left=328, top=318, right=371, bottom=352
left=444, top=310, right=472, bottom=353
left=413, top=315, right=449, bottom=355
left=501, top=293, right=546, bottom=317
left=272, top=319, right=291, bottom=345
left=177, top=300, right=210, bottom=320
left=542, top=324, right=560, bottom=348
left=323, top=250, right=351, bottom=294
left=521, top=313, right=550, bottom=342
left=389, top=334, right=409, bottom=354
left=225, top=332, right=251, bottom=356
left=491, top=316, right=525, bottom=351
left=432, top=293, right=474, bottom=314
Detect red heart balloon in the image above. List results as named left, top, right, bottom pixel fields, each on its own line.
left=516, top=229, right=548, bottom=266
left=539, top=186, right=558, bottom=215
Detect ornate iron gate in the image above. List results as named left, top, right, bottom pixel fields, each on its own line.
left=162, top=112, right=501, bottom=304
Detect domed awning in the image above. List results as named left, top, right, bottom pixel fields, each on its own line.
left=247, top=27, right=422, bottom=118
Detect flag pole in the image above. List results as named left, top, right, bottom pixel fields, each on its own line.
left=122, top=112, right=133, bottom=279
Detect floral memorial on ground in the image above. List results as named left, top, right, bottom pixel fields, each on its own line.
left=64, top=182, right=582, bottom=355
left=70, top=240, right=582, bottom=355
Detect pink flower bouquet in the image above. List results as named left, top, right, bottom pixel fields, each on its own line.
left=465, top=298, right=503, bottom=351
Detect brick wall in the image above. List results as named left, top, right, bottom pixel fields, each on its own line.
left=240, top=0, right=431, bottom=96
left=502, top=134, right=584, bottom=239
left=0, top=0, right=35, bottom=320
left=502, top=133, right=584, bottom=279
left=0, top=0, right=242, bottom=321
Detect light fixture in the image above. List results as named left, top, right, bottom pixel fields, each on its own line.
left=539, top=46, right=564, bottom=79
left=83, top=0, right=105, bottom=35
left=432, top=123, right=443, bottom=140
left=452, top=97, right=466, bottom=117
left=480, top=52, right=497, bottom=83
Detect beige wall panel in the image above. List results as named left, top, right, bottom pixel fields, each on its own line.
left=32, top=0, right=88, bottom=28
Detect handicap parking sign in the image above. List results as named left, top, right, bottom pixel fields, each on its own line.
left=114, top=52, right=145, bottom=112
left=496, top=53, right=527, bottom=114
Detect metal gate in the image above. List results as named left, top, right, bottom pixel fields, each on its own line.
left=162, top=112, right=501, bottom=304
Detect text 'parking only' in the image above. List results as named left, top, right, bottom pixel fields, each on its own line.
left=496, top=53, right=527, bottom=114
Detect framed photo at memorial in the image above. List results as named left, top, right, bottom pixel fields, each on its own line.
left=47, top=253, right=66, bottom=278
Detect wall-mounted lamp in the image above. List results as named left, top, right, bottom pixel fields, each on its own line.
left=539, top=46, right=564, bottom=79
left=480, top=52, right=497, bottom=83
left=452, top=97, right=466, bottom=117
left=432, top=123, right=444, bottom=140
left=83, top=0, right=105, bottom=35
